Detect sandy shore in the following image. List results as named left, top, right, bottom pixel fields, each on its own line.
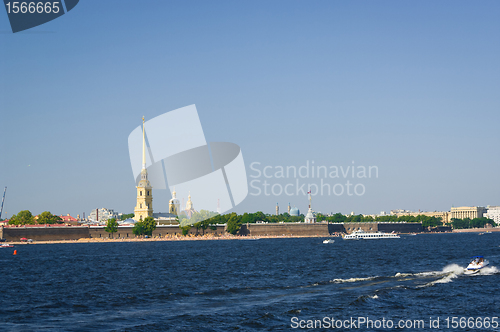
left=7, top=233, right=332, bottom=245
left=6, top=228, right=497, bottom=245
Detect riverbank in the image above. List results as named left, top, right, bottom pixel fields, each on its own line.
left=452, top=227, right=499, bottom=233
left=7, top=233, right=331, bottom=245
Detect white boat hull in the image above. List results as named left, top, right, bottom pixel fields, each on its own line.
left=464, top=258, right=489, bottom=274
left=343, top=230, right=400, bottom=240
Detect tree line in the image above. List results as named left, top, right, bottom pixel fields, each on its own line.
left=7, top=210, right=63, bottom=225
left=449, top=217, right=496, bottom=229
left=316, top=213, right=445, bottom=228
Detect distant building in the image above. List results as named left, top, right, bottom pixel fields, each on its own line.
left=304, top=191, right=316, bottom=223
left=89, top=208, right=121, bottom=222
left=153, top=212, right=179, bottom=225
left=59, top=214, right=79, bottom=224
left=169, top=189, right=180, bottom=216
left=390, top=209, right=412, bottom=215
left=485, top=206, right=500, bottom=224
left=289, top=207, right=300, bottom=217
left=450, top=206, right=486, bottom=220
left=183, top=193, right=198, bottom=218
left=118, top=218, right=136, bottom=225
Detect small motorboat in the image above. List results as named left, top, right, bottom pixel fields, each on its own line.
left=0, top=243, right=14, bottom=248
left=464, top=256, right=489, bottom=274
left=323, top=239, right=335, bottom=244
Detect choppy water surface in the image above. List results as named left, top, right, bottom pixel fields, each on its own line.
left=1, top=233, right=499, bottom=331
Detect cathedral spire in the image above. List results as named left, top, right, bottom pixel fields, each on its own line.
left=142, top=116, right=146, bottom=170
left=134, top=116, right=153, bottom=221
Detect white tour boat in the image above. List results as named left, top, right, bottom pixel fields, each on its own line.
left=343, top=230, right=400, bottom=240
left=464, top=256, right=489, bottom=274
left=323, top=239, right=335, bottom=244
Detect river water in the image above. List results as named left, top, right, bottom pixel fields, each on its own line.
left=1, top=233, right=499, bottom=331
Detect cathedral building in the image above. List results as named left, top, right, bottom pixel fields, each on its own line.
left=133, top=117, right=153, bottom=221
left=169, top=189, right=180, bottom=215
left=183, top=192, right=198, bottom=218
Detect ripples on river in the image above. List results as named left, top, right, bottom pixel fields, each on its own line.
left=1, top=233, right=499, bottom=331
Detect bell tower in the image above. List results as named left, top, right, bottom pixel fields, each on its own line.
left=134, top=116, right=153, bottom=221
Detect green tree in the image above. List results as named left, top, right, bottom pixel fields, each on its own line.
left=179, top=210, right=218, bottom=227
left=120, top=213, right=135, bottom=220
left=471, top=217, right=496, bottom=228
left=178, top=214, right=189, bottom=226
left=451, top=218, right=470, bottom=229
left=193, top=217, right=212, bottom=235
left=226, top=213, right=242, bottom=235
left=132, top=222, right=145, bottom=236
left=180, top=225, right=191, bottom=236
left=345, top=214, right=363, bottom=223
left=330, top=212, right=347, bottom=223
left=37, top=211, right=63, bottom=224
left=315, top=213, right=327, bottom=222
left=105, top=218, right=119, bottom=238
left=132, top=221, right=145, bottom=236
left=142, top=216, right=156, bottom=236
left=9, top=210, right=34, bottom=225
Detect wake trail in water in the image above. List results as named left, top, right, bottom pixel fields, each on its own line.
left=328, top=263, right=499, bottom=290
left=330, top=276, right=380, bottom=284
left=477, top=266, right=499, bottom=275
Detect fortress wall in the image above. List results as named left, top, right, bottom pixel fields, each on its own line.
left=241, top=223, right=330, bottom=236
left=154, top=225, right=226, bottom=237
left=1, top=222, right=425, bottom=241
left=377, top=222, right=423, bottom=233
left=1, top=226, right=90, bottom=241
left=328, top=222, right=423, bottom=234
left=88, top=225, right=227, bottom=239
left=342, top=222, right=378, bottom=233
left=89, top=227, right=136, bottom=239
left=432, top=226, right=452, bottom=232
left=328, top=223, right=346, bottom=233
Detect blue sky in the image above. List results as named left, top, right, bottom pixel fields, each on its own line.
left=1, top=1, right=499, bottom=218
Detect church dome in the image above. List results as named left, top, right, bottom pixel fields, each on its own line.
left=290, top=207, right=300, bottom=216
